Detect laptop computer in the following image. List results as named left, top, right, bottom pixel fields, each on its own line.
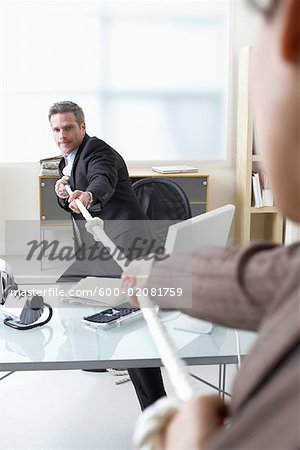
left=165, top=204, right=235, bottom=254
left=163, top=204, right=235, bottom=333
left=152, top=165, right=199, bottom=174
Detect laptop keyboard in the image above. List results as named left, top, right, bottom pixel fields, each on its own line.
left=84, top=303, right=141, bottom=324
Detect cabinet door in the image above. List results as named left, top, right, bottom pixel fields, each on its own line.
left=40, top=178, right=70, bottom=222
left=191, top=203, right=207, bottom=216
left=168, top=177, right=208, bottom=203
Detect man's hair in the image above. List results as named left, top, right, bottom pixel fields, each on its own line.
left=48, top=101, right=85, bottom=125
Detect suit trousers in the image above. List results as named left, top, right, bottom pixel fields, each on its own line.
left=127, top=367, right=166, bottom=410
left=68, top=218, right=167, bottom=411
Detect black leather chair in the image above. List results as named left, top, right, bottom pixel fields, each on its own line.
left=132, top=177, right=192, bottom=219
left=132, top=177, right=192, bottom=247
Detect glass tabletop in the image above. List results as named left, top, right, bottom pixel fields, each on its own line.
left=0, top=283, right=257, bottom=371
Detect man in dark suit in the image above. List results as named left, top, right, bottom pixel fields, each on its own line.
left=49, top=100, right=166, bottom=410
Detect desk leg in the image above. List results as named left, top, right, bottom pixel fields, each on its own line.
left=218, top=364, right=226, bottom=400
left=190, top=368, right=231, bottom=397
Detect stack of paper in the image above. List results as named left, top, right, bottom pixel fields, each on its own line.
left=60, top=277, right=127, bottom=307
left=39, top=155, right=61, bottom=176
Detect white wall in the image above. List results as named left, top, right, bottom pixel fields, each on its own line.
left=0, top=0, right=261, bottom=255
left=0, top=163, right=40, bottom=254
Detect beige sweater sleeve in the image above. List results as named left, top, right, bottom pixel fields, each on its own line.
left=147, top=242, right=300, bottom=331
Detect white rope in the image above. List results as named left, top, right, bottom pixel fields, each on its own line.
left=65, top=185, right=93, bottom=221
left=138, top=295, right=193, bottom=402
left=65, top=185, right=194, bottom=448
left=133, top=397, right=181, bottom=450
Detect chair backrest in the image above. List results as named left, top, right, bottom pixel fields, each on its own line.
left=132, top=177, right=192, bottom=247
left=132, top=177, right=192, bottom=221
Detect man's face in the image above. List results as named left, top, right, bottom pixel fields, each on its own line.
left=50, top=112, right=86, bottom=155
left=252, top=1, right=300, bottom=222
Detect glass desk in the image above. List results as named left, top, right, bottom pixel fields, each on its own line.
left=0, top=283, right=256, bottom=394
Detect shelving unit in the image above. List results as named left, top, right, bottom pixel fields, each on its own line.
left=235, top=47, right=284, bottom=244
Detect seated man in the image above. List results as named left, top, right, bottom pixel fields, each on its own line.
left=49, top=100, right=166, bottom=410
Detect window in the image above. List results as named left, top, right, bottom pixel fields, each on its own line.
left=0, top=0, right=230, bottom=163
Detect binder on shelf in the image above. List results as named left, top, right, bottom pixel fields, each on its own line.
left=252, top=172, right=263, bottom=208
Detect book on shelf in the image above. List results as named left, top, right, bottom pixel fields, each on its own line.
left=252, top=172, right=263, bottom=207
left=252, top=171, right=274, bottom=208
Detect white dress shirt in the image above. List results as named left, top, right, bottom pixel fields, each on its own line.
left=62, top=149, right=78, bottom=176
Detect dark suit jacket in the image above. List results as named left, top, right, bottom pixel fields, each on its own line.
left=57, top=134, right=154, bottom=274
left=58, top=133, right=148, bottom=221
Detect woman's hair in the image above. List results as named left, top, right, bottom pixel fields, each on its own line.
left=248, top=0, right=281, bottom=19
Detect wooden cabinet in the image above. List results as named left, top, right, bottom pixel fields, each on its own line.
left=39, top=169, right=209, bottom=223
left=235, top=47, right=284, bottom=244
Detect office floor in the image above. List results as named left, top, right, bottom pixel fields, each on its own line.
left=0, top=365, right=236, bottom=450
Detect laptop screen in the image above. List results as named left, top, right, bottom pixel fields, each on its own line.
left=164, top=204, right=235, bottom=254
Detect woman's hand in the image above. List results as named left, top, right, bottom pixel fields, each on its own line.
left=122, top=258, right=155, bottom=306
left=156, top=394, right=228, bottom=450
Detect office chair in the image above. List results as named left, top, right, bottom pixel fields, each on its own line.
left=132, top=177, right=192, bottom=220
left=132, top=177, right=192, bottom=247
